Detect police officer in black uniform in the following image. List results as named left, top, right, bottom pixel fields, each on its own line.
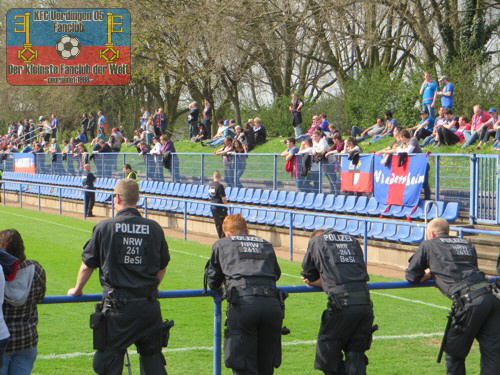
left=82, top=163, right=96, bottom=217
left=301, top=229, right=374, bottom=375
left=406, top=218, right=500, bottom=374
left=209, top=170, right=228, bottom=238
left=205, top=214, right=283, bottom=374
left=68, top=179, right=170, bottom=375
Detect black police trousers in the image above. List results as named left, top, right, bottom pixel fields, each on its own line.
left=211, top=206, right=228, bottom=239
left=315, top=304, right=374, bottom=375
left=93, top=299, right=167, bottom=375
left=84, top=191, right=95, bottom=216
left=445, top=293, right=500, bottom=375
left=224, top=295, right=283, bottom=375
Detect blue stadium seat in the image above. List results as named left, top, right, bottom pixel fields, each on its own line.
left=274, top=212, right=290, bottom=227
left=311, top=193, right=325, bottom=211
left=187, top=202, right=199, bottom=214
left=374, top=223, right=398, bottom=240
left=441, top=202, right=460, bottom=222
left=356, top=197, right=378, bottom=215
left=273, top=191, right=288, bottom=207
left=393, top=205, right=418, bottom=219
left=291, top=192, right=306, bottom=208
left=386, top=225, right=411, bottom=242
left=183, top=184, right=197, bottom=198
left=154, top=182, right=165, bottom=195
left=265, top=190, right=280, bottom=206
left=227, top=187, right=239, bottom=202
left=177, top=184, right=187, bottom=197
left=323, top=217, right=336, bottom=229
left=380, top=205, right=404, bottom=217
left=258, top=190, right=271, bottom=205
left=329, top=195, right=346, bottom=212
left=200, top=185, right=210, bottom=199
left=170, top=183, right=181, bottom=196
left=344, top=220, right=360, bottom=235
left=367, top=203, right=387, bottom=216
left=410, top=200, right=431, bottom=220
left=311, top=216, right=326, bottom=229
left=235, top=188, right=247, bottom=203
left=301, top=193, right=316, bottom=210
left=230, top=207, right=242, bottom=215
left=202, top=204, right=212, bottom=217
left=242, top=189, right=255, bottom=204
left=427, top=201, right=446, bottom=220
left=407, top=227, right=425, bottom=243
left=337, top=196, right=357, bottom=213
left=250, top=189, right=263, bottom=204
left=247, top=209, right=259, bottom=223
left=292, top=214, right=306, bottom=229
left=346, top=196, right=368, bottom=214
left=240, top=208, right=250, bottom=220
left=320, top=194, right=335, bottom=211
left=302, top=215, right=317, bottom=230
left=367, top=222, right=384, bottom=237
left=255, top=209, right=268, bottom=224
left=333, top=218, right=348, bottom=231
left=157, top=199, right=168, bottom=210
left=283, top=191, right=297, bottom=208
left=263, top=211, right=276, bottom=225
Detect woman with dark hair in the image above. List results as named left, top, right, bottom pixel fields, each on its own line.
left=244, top=123, right=255, bottom=151
left=87, top=113, right=96, bottom=140
left=0, top=229, right=46, bottom=375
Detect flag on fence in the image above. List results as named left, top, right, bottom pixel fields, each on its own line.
left=373, top=154, right=428, bottom=206
left=14, top=153, right=36, bottom=173
left=340, top=155, right=374, bottom=193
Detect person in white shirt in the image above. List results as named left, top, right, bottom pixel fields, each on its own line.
left=149, top=136, right=164, bottom=181
left=298, top=131, right=328, bottom=193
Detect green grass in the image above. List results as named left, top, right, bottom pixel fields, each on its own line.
left=0, top=205, right=484, bottom=374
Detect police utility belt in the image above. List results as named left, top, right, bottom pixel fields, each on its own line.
left=224, top=279, right=278, bottom=305
left=104, top=287, right=158, bottom=309
left=454, top=281, right=500, bottom=306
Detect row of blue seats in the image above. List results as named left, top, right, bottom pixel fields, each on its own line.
left=2, top=172, right=117, bottom=190
left=3, top=172, right=460, bottom=222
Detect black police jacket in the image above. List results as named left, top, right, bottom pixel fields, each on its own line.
left=82, top=208, right=170, bottom=295
left=406, top=234, right=486, bottom=298
left=206, top=233, right=280, bottom=290
left=301, top=229, right=369, bottom=296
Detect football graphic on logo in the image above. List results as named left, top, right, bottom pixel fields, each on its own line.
left=56, top=35, right=81, bottom=60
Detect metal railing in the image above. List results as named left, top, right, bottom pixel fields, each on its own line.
left=40, top=280, right=450, bottom=375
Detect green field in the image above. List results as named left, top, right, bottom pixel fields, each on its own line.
left=0, top=205, right=484, bottom=374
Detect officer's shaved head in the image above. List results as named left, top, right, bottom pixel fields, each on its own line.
left=427, top=218, right=449, bottom=236
left=222, top=214, right=248, bottom=236
left=114, top=179, right=139, bottom=206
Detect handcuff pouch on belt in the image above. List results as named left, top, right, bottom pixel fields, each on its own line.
left=161, top=320, right=175, bottom=348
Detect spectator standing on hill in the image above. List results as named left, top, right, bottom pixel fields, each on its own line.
left=203, top=98, right=213, bottom=138
left=420, top=71, right=438, bottom=118
left=324, top=133, right=344, bottom=194
left=187, top=101, right=200, bottom=140
left=301, top=229, right=375, bottom=375
left=82, top=164, right=96, bottom=218
left=50, top=114, right=58, bottom=140
left=281, top=137, right=303, bottom=191
left=153, top=108, right=167, bottom=137
left=205, top=214, right=283, bottom=375
left=150, top=136, right=164, bottom=182
left=68, top=179, right=170, bottom=375
left=139, top=107, right=149, bottom=131
left=230, top=139, right=247, bottom=188
left=42, top=120, right=52, bottom=143
left=408, top=110, right=435, bottom=141
left=81, top=113, right=89, bottom=139
left=160, top=135, right=180, bottom=182
left=0, top=229, right=46, bottom=375
left=208, top=170, right=228, bottom=238
left=215, top=136, right=234, bottom=187
left=406, top=218, right=500, bottom=375
left=87, top=113, right=96, bottom=140
left=461, top=104, right=492, bottom=149
left=48, top=138, right=62, bottom=175
left=97, top=111, right=107, bottom=137
left=290, top=93, right=304, bottom=138
left=435, top=75, right=454, bottom=109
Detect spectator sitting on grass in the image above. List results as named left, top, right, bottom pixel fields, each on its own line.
left=319, top=114, right=330, bottom=135
left=369, top=111, right=399, bottom=144
left=203, top=120, right=234, bottom=147
left=75, top=130, right=88, bottom=144
left=435, top=116, right=471, bottom=146
left=325, top=133, right=344, bottom=155
left=475, top=108, right=499, bottom=150
left=420, top=106, right=447, bottom=147
left=296, top=115, right=320, bottom=142
left=461, top=104, right=492, bottom=149
left=244, top=123, right=255, bottom=151
left=407, top=110, right=435, bottom=141
left=192, top=122, right=208, bottom=142
left=351, top=117, right=385, bottom=143
left=253, top=118, right=267, bottom=145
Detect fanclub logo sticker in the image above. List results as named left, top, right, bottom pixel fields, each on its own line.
left=6, top=8, right=131, bottom=86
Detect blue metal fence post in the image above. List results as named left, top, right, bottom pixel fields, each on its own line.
left=19, top=184, right=22, bottom=208
left=83, top=191, right=87, bottom=219
left=201, top=154, right=205, bottom=185
left=289, top=213, right=294, bottom=261
left=363, top=220, right=368, bottom=264
left=234, top=155, right=238, bottom=187
left=122, top=154, right=126, bottom=178
left=145, top=156, right=150, bottom=181
left=58, top=188, right=62, bottom=214
left=111, top=195, right=115, bottom=218
left=273, top=155, right=277, bottom=190
left=434, top=155, right=440, bottom=201
left=213, top=291, right=223, bottom=375
left=3, top=183, right=6, bottom=206
left=37, top=186, right=41, bottom=211
left=470, top=155, right=477, bottom=224
left=497, top=155, right=500, bottom=224
left=183, top=202, right=188, bottom=240
left=318, top=160, right=323, bottom=194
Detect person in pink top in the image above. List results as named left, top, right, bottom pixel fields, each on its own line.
left=296, top=115, right=321, bottom=142
left=436, top=116, right=471, bottom=146
left=461, top=104, right=492, bottom=149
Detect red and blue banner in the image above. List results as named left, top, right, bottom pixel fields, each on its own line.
left=6, top=8, right=131, bottom=86
left=340, top=155, right=374, bottom=193
left=373, top=154, right=428, bottom=206
left=14, top=154, right=36, bottom=174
